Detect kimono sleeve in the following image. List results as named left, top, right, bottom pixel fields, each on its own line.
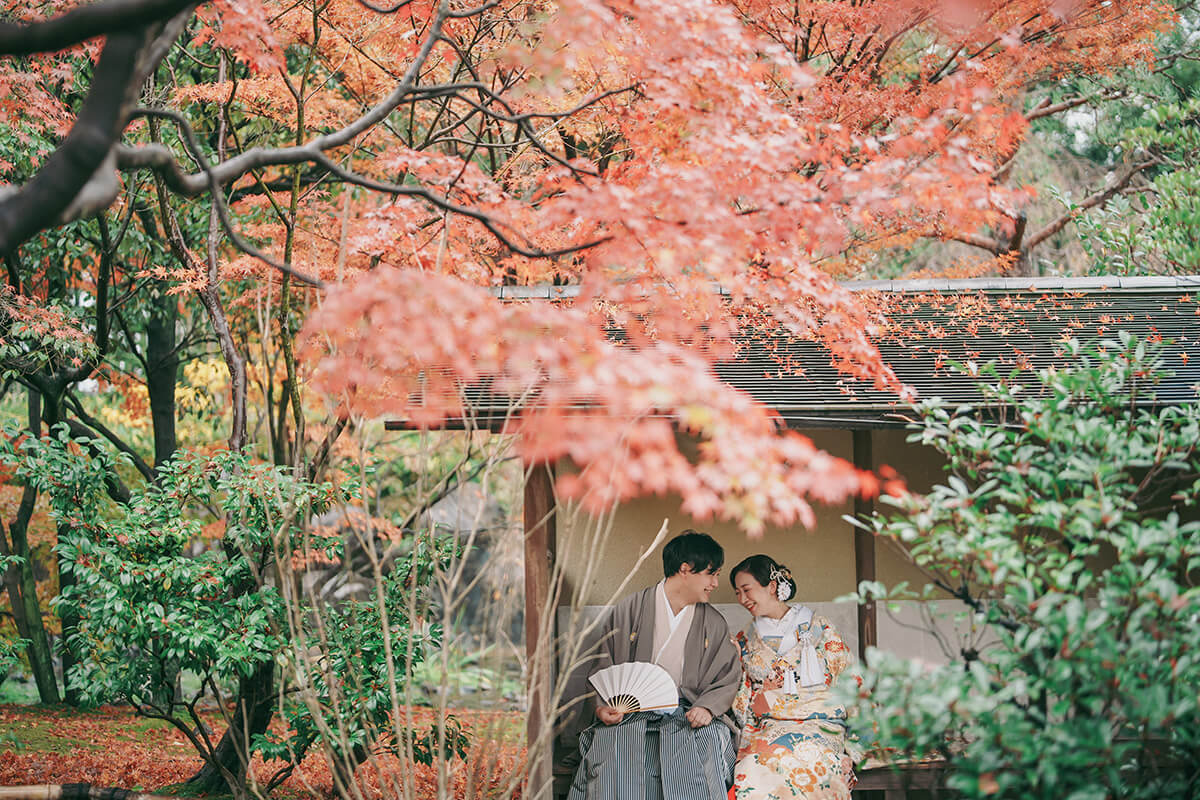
left=555, top=602, right=622, bottom=751
left=819, top=616, right=852, bottom=682
left=690, top=613, right=742, bottom=717
left=730, top=633, right=754, bottom=729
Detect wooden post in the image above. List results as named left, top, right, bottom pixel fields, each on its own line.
left=524, top=462, right=557, bottom=800
left=853, top=430, right=877, bottom=661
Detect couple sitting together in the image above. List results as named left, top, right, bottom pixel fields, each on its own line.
left=566, top=530, right=858, bottom=800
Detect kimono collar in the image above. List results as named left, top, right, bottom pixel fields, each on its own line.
left=754, top=605, right=824, bottom=689
left=754, top=604, right=813, bottom=640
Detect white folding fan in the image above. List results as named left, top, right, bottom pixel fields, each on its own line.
left=589, top=661, right=679, bottom=714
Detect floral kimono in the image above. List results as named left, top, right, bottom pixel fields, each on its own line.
left=730, top=606, right=856, bottom=800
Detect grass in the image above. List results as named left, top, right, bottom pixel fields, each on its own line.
left=0, top=674, right=41, bottom=705
left=0, top=709, right=103, bottom=753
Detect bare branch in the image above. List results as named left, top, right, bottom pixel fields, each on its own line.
left=1025, top=159, right=1157, bottom=249
left=0, top=31, right=144, bottom=254
left=945, top=231, right=1005, bottom=253
left=0, top=10, right=194, bottom=255
left=302, top=150, right=604, bottom=258
left=443, top=0, right=502, bottom=18
left=1025, top=89, right=1126, bottom=122
left=134, top=107, right=326, bottom=287
left=0, top=0, right=196, bottom=55
left=353, top=0, right=416, bottom=12
left=117, top=82, right=634, bottom=192
left=122, top=110, right=606, bottom=261
left=64, top=392, right=156, bottom=482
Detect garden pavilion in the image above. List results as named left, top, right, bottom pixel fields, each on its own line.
left=391, top=274, right=1200, bottom=799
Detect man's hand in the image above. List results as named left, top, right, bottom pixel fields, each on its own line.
left=596, top=705, right=624, bottom=725
left=685, top=706, right=713, bottom=728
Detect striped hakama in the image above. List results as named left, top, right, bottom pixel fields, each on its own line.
left=567, top=708, right=736, bottom=800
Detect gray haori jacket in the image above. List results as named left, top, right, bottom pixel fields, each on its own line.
left=579, top=586, right=742, bottom=737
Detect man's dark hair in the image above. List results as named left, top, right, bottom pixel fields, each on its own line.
left=663, top=529, right=724, bottom=577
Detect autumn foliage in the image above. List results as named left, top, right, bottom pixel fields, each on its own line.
left=0, top=0, right=1182, bottom=793
left=0, top=0, right=1175, bottom=535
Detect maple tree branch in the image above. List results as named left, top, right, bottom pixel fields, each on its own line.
left=992, top=149, right=1019, bottom=183
left=0, top=11, right=193, bottom=256
left=415, top=79, right=634, bottom=176
left=111, top=0, right=446, bottom=191
left=428, top=81, right=636, bottom=126
left=117, top=75, right=629, bottom=194
left=1025, top=89, right=1127, bottom=122
left=1025, top=159, right=1156, bottom=250
left=304, top=151, right=604, bottom=257
left=121, top=110, right=604, bottom=260
left=868, top=13, right=928, bottom=81
left=0, top=0, right=195, bottom=55
left=945, top=231, right=1005, bottom=254
left=927, top=44, right=965, bottom=84
left=133, top=107, right=325, bottom=287
left=0, top=32, right=142, bottom=255
left=64, top=392, right=156, bottom=482
left=1008, top=211, right=1028, bottom=253
left=353, top=0, right=416, bottom=12
left=99, top=4, right=620, bottom=267
left=440, top=0, right=501, bottom=18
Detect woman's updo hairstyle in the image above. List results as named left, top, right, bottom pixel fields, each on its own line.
left=730, top=554, right=796, bottom=602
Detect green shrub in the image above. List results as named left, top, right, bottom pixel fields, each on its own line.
left=848, top=334, right=1200, bottom=799
left=6, top=433, right=461, bottom=796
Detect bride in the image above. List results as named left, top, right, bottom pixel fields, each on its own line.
left=728, top=555, right=858, bottom=800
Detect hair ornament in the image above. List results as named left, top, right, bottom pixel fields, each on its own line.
left=768, top=565, right=794, bottom=602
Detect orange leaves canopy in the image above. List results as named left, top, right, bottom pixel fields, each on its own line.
left=289, top=0, right=1171, bottom=533
left=2, top=0, right=1172, bottom=532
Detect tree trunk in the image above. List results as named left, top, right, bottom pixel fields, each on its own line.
left=40, top=391, right=80, bottom=706
left=145, top=286, right=179, bottom=472
left=186, top=661, right=275, bottom=792
left=187, top=194, right=264, bottom=794
left=1, top=484, right=59, bottom=704
left=156, top=161, right=270, bottom=794
left=3, top=390, right=60, bottom=703
left=144, top=298, right=179, bottom=703
left=1011, top=249, right=1036, bottom=277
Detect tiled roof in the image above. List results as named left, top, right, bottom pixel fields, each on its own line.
left=387, top=277, right=1200, bottom=430
left=724, top=279, right=1200, bottom=427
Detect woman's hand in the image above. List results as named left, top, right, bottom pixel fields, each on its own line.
left=596, top=705, right=624, bottom=725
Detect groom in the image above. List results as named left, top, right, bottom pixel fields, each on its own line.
left=566, top=530, right=742, bottom=800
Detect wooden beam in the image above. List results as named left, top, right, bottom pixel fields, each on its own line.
left=524, top=462, right=557, bottom=800
left=853, top=430, right=877, bottom=661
